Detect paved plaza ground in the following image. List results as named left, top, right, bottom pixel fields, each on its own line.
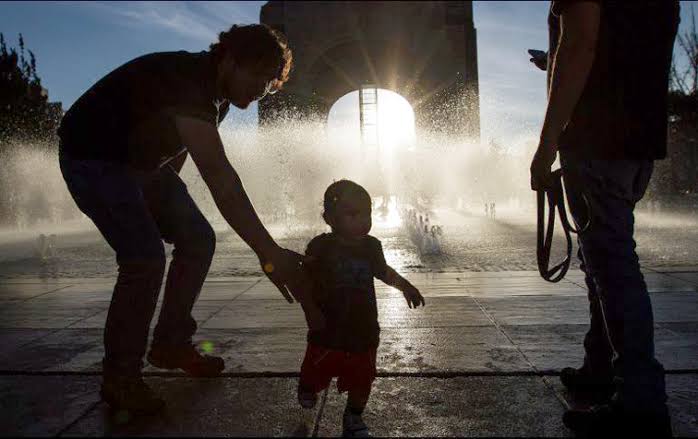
left=1, top=268, right=697, bottom=436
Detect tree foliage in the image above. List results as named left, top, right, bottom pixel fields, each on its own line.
left=0, top=33, right=61, bottom=145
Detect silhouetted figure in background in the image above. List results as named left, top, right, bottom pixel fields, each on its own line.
left=298, top=180, right=425, bottom=437
left=530, top=1, right=680, bottom=436
left=57, top=24, right=301, bottom=414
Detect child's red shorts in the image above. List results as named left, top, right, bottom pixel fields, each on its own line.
left=299, top=343, right=377, bottom=395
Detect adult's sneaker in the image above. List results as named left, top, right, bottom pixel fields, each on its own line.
left=100, top=375, right=165, bottom=415
left=560, top=365, right=614, bottom=402
left=147, top=343, right=225, bottom=377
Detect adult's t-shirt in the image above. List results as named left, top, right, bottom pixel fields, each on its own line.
left=304, top=233, right=388, bottom=353
left=58, top=51, right=230, bottom=171
left=549, top=1, right=680, bottom=160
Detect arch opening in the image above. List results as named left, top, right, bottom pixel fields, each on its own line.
left=327, top=88, right=416, bottom=154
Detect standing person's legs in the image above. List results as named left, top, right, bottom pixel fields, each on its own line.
left=59, top=152, right=166, bottom=412
left=578, top=246, right=615, bottom=378
left=561, top=154, right=667, bottom=415
left=140, top=165, right=223, bottom=375
left=142, top=166, right=216, bottom=347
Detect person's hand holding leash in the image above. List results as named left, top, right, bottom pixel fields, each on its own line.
left=530, top=138, right=558, bottom=191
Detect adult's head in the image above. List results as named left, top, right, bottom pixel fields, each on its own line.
left=210, top=24, right=293, bottom=109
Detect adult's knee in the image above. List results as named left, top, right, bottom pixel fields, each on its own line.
left=178, top=220, right=216, bottom=261
left=116, top=241, right=167, bottom=282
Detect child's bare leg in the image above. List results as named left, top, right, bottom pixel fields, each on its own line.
left=346, top=388, right=370, bottom=415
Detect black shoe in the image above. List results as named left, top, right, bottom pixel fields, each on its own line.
left=100, top=375, right=165, bottom=415
left=563, top=403, right=673, bottom=437
left=147, top=343, right=225, bottom=377
left=560, top=366, right=614, bottom=402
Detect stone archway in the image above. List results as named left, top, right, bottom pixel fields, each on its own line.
left=259, top=1, right=480, bottom=142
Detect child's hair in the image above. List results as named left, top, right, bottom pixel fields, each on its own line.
left=210, top=24, right=293, bottom=92
left=323, top=180, right=371, bottom=219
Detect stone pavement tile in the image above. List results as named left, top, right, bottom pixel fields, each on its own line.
left=0, top=328, right=53, bottom=354
left=660, top=321, right=698, bottom=338
left=318, top=377, right=569, bottom=437
left=378, top=327, right=531, bottom=373
left=26, top=280, right=258, bottom=303
left=142, top=328, right=309, bottom=374
left=237, top=280, right=406, bottom=301
left=654, top=266, right=698, bottom=274
left=662, top=272, right=698, bottom=287
left=466, top=286, right=585, bottom=298
left=156, top=327, right=528, bottom=375
left=68, top=311, right=109, bottom=329
left=378, top=297, right=491, bottom=328
left=71, top=301, right=229, bottom=329
left=499, top=325, right=587, bottom=373
left=29, top=283, right=114, bottom=303
left=399, top=275, right=584, bottom=297
left=476, top=296, right=590, bottom=326
left=549, top=374, right=698, bottom=437
left=652, top=293, right=698, bottom=323
left=64, top=377, right=319, bottom=437
left=202, top=297, right=490, bottom=330
left=0, top=328, right=103, bottom=372
left=0, top=301, right=107, bottom=329
left=197, top=280, right=261, bottom=301
left=502, top=324, right=698, bottom=372
left=202, top=300, right=307, bottom=329
left=665, top=374, right=698, bottom=437
left=654, top=323, right=698, bottom=371
left=0, top=375, right=101, bottom=437
left=0, top=282, right=70, bottom=300
left=642, top=272, right=698, bottom=293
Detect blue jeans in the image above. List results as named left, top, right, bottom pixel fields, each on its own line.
left=59, top=151, right=216, bottom=376
left=560, top=153, right=667, bottom=414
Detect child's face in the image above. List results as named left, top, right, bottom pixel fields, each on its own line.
left=331, top=196, right=372, bottom=239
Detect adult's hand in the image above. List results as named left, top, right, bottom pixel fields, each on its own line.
left=259, top=246, right=305, bottom=303
left=528, top=49, right=548, bottom=71
left=530, top=140, right=557, bottom=191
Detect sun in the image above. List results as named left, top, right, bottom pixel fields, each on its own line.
left=376, top=90, right=416, bottom=150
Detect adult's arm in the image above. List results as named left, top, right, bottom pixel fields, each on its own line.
left=174, top=115, right=301, bottom=302
left=531, top=1, right=600, bottom=190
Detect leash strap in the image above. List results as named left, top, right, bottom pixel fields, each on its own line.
left=536, top=169, right=590, bottom=283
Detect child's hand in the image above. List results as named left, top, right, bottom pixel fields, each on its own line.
left=402, top=284, right=426, bottom=309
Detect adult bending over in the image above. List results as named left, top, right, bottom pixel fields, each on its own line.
left=58, top=24, right=299, bottom=413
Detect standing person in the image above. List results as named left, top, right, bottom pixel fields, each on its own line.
left=297, top=180, right=425, bottom=437
left=530, top=1, right=680, bottom=436
left=58, top=24, right=302, bottom=414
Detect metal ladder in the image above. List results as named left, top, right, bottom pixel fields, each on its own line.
left=359, top=84, right=379, bottom=158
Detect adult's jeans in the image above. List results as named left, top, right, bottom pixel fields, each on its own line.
left=560, top=152, right=667, bottom=414
left=59, top=150, right=216, bottom=377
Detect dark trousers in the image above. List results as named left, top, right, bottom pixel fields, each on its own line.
left=59, top=151, right=215, bottom=376
left=561, top=153, right=667, bottom=414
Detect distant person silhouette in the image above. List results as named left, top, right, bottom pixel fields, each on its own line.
left=530, top=1, right=679, bottom=436
left=57, top=24, right=302, bottom=414
left=297, top=180, right=425, bottom=437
